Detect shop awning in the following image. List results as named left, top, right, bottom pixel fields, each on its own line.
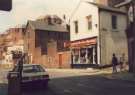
left=64, top=37, right=97, bottom=48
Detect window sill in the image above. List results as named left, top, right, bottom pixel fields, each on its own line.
left=112, top=29, right=119, bottom=32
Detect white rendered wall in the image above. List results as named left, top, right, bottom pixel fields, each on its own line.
left=70, top=2, right=99, bottom=41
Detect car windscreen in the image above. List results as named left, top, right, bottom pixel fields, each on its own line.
left=23, top=65, right=45, bottom=73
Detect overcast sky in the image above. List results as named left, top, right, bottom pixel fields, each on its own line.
left=0, top=0, right=86, bottom=32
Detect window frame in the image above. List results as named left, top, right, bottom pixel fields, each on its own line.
left=86, top=15, right=92, bottom=30
left=111, top=15, right=117, bottom=30
left=74, top=20, right=79, bottom=34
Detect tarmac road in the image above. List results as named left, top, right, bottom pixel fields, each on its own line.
left=0, top=69, right=135, bottom=95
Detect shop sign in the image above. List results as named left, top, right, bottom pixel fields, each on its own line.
left=64, top=38, right=97, bottom=48
left=71, top=38, right=96, bottom=47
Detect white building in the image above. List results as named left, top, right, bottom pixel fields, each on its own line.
left=69, top=1, right=128, bottom=68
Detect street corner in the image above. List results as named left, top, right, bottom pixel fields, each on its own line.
left=100, top=70, right=135, bottom=82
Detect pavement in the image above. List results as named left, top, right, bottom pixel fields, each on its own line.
left=46, top=68, right=101, bottom=79
left=100, top=68, right=135, bottom=82
left=46, top=67, right=135, bottom=82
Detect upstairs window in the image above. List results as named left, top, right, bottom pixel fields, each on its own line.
left=112, top=15, right=117, bottom=30
left=74, top=21, right=78, bottom=34
left=86, top=15, right=92, bottom=30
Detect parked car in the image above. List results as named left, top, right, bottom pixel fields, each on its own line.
left=7, top=64, right=50, bottom=88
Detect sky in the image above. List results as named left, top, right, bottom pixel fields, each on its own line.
left=0, top=0, right=85, bottom=33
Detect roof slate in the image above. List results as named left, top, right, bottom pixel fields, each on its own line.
left=28, top=20, right=68, bottom=32
left=87, top=2, right=126, bottom=14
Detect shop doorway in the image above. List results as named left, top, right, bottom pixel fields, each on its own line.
left=87, top=48, right=93, bottom=64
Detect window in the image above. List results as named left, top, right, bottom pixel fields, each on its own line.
left=74, top=21, right=78, bottom=33
left=86, top=15, right=92, bottom=30
left=112, top=15, right=117, bottom=29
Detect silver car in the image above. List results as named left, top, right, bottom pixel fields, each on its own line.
left=10, top=64, right=50, bottom=88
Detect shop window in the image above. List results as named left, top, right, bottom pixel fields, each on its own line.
left=87, top=48, right=93, bottom=64
left=80, top=49, right=86, bottom=64
left=74, top=55, right=79, bottom=64
left=74, top=49, right=79, bottom=64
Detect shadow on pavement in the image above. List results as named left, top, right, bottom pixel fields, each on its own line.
left=99, top=71, right=135, bottom=82
left=22, top=73, right=135, bottom=95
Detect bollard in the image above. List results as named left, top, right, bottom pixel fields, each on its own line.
left=7, top=72, right=21, bottom=95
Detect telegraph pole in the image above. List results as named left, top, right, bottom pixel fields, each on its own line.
left=132, top=0, right=135, bottom=73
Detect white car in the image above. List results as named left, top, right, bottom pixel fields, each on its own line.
left=8, top=64, right=50, bottom=88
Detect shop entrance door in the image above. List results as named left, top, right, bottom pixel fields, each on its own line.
left=88, top=48, right=93, bottom=64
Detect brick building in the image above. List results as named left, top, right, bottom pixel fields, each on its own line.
left=25, top=15, right=71, bottom=68
left=0, top=34, right=7, bottom=61
left=0, top=25, right=25, bottom=64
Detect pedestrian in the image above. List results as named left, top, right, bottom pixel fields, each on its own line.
left=112, top=53, right=118, bottom=73
left=119, top=53, right=125, bottom=72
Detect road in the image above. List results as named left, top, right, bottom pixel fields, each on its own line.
left=0, top=69, right=135, bottom=95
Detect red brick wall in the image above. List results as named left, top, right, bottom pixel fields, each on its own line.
left=58, top=51, right=71, bottom=68
left=25, top=23, right=71, bottom=68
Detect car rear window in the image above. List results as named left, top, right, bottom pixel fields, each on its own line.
left=23, top=65, right=45, bottom=73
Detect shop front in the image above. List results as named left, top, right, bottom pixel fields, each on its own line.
left=70, top=37, right=97, bottom=68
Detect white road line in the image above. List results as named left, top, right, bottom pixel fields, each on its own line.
left=63, top=89, right=72, bottom=93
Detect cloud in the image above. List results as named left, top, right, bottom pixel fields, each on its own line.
left=0, top=0, right=81, bottom=32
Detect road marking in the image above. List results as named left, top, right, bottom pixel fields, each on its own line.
left=63, top=89, right=72, bottom=93
left=77, top=83, right=88, bottom=88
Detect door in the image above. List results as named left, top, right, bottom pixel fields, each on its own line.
left=59, top=54, right=62, bottom=68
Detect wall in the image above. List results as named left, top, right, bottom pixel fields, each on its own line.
left=99, top=10, right=128, bottom=65
left=25, top=24, right=36, bottom=64
left=70, top=2, right=99, bottom=41
left=0, top=28, right=25, bottom=64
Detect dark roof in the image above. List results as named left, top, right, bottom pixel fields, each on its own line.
left=87, top=2, right=126, bottom=14
left=27, top=20, right=68, bottom=32
left=114, top=0, right=132, bottom=7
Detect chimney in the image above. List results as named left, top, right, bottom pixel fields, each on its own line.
left=47, top=16, right=52, bottom=25
left=94, top=0, right=109, bottom=6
